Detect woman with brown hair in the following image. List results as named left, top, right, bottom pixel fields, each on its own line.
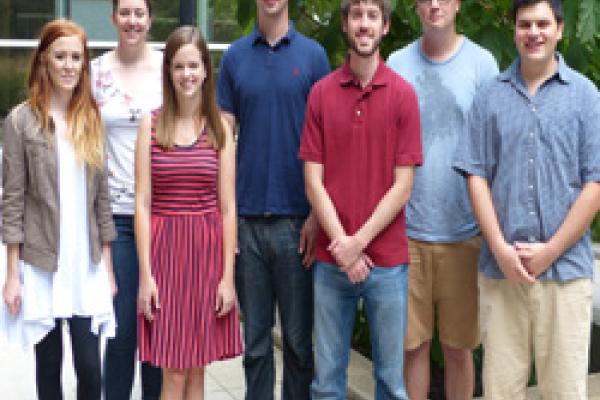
left=90, top=1, right=163, bottom=398
left=135, top=26, right=242, bottom=399
left=1, top=19, right=116, bottom=400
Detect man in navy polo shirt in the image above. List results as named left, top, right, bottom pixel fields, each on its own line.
left=217, top=1, right=329, bottom=399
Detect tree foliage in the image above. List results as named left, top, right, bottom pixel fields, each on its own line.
left=234, top=0, right=600, bottom=85
left=230, top=0, right=600, bottom=237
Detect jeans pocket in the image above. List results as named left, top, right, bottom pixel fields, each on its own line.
left=284, top=216, right=304, bottom=234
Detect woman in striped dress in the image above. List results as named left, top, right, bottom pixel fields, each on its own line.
left=134, top=26, right=242, bottom=399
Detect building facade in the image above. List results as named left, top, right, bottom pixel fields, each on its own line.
left=0, top=0, right=240, bottom=119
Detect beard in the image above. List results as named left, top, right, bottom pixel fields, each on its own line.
left=345, top=32, right=383, bottom=58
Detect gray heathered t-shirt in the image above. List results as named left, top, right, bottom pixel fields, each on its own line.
left=387, top=37, right=498, bottom=242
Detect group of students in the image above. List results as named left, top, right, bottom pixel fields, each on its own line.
left=2, top=0, right=600, bottom=400
left=1, top=0, right=241, bottom=399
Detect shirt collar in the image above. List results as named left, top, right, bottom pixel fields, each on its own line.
left=338, top=56, right=390, bottom=88
left=498, top=52, right=571, bottom=85
left=251, top=21, right=296, bottom=47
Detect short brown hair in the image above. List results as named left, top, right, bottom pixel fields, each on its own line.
left=112, top=0, right=152, bottom=16
left=341, top=0, right=392, bottom=22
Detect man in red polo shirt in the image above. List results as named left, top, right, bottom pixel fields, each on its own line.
left=299, top=1, right=422, bottom=398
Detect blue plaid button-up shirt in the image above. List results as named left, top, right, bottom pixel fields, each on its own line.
left=453, top=55, right=600, bottom=282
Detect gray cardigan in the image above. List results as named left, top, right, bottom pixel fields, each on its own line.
left=2, top=102, right=116, bottom=272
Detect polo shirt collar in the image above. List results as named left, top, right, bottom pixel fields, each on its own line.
left=498, top=52, right=571, bottom=86
left=251, top=21, right=296, bottom=47
left=339, top=56, right=390, bottom=88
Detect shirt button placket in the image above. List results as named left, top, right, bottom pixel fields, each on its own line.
left=354, top=95, right=363, bottom=122
left=527, top=128, right=537, bottom=242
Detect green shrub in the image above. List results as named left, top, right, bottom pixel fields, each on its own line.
left=592, top=215, right=600, bottom=242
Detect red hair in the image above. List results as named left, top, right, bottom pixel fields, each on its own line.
left=28, top=19, right=104, bottom=170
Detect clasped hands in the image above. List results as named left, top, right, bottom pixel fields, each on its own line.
left=328, top=234, right=372, bottom=284
left=496, top=241, right=559, bottom=284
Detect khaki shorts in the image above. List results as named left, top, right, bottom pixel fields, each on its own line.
left=479, top=275, right=592, bottom=400
left=405, top=236, right=481, bottom=351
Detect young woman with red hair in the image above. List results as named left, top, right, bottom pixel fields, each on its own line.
left=1, top=19, right=116, bottom=400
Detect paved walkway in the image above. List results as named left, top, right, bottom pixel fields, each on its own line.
left=0, top=333, right=282, bottom=399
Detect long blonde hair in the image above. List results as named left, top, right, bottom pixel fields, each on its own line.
left=28, top=19, right=104, bottom=171
left=155, top=26, right=225, bottom=150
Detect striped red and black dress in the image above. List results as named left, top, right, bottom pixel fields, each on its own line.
left=138, top=118, right=243, bottom=369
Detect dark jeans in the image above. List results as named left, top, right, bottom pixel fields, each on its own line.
left=103, top=215, right=161, bottom=400
left=236, top=216, right=314, bottom=400
left=35, top=317, right=101, bottom=400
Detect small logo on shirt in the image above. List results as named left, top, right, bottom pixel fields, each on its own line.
left=293, top=67, right=299, bottom=76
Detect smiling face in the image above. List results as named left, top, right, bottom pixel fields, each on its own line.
left=415, top=0, right=460, bottom=34
left=112, top=0, right=151, bottom=46
left=343, top=0, right=389, bottom=58
left=45, top=35, right=84, bottom=98
left=514, top=1, right=563, bottom=69
left=170, top=43, right=206, bottom=101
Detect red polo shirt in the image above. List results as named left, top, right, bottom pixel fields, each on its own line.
left=299, top=59, right=422, bottom=267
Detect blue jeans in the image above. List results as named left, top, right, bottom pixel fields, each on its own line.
left=103, top=215, right=161, bottom=400
left=311, top=261, right=409, bottom=400
left=236, top=216, right=314, bottom=400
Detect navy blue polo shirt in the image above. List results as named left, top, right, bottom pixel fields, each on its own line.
left=217, top=23, right=330, bottom=217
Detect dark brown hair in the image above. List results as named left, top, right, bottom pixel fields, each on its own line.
left=512, top=0, right=563, bottom=23
left=341, top=0, right=392, bottom=22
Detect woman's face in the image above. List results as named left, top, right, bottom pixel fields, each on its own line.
left=112, top=0, right=151, bottom=47
left=45, top=35, right=84, bottom=98
left=170, top=43, right=206, bottom=100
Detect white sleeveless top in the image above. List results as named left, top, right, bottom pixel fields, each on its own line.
left=91, top=50, right=163, bottom=215
left=0, top=134, right=116, bottom=349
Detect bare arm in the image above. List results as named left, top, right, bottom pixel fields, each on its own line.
left=304, top=161, right=346, bottom=243
left=467, top=175, right=534, bottom=283
left=304, top=161, right=368, bottom=282
left=134, top=114, right=159, bottom=320
left=216, top=115, right=237, bottom=317
left=299, top=211, right=318, bottom=267
left=354, top=167, right=415, bottom=247
left=516, top=181, right=600, bottom=276
left=221, top=111, right=236, bottom=133
left=3, top=244, right=21, bottom=315
left=328, top=167, right=415, bottom=268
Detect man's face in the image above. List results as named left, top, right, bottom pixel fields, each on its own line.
left=343, top=1, right=389, bottom=58
left=256, top=0, right=289, bottom=18
left=514, top=1, right=563, bottom=67
left=415, top=0, right=460, bottom=33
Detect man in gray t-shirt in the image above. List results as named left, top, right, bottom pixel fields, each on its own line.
left=387, top=0, right=497, bottom=398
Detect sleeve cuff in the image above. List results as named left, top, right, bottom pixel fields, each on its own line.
left=395, top=153, right=423, bottom=167
left=452, top=161, right=486, bottom=178
left=299, top=150, right=323, bottom=163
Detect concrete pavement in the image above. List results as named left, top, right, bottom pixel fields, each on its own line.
left=0, top=334, right=281, bottom=399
